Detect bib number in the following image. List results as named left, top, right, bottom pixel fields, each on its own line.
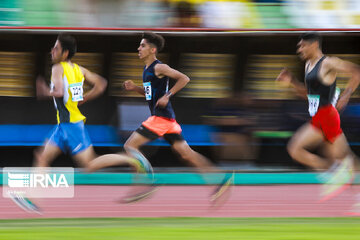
left=143, top=82, right=152, bottom=100
left=69, top=82, right=83, bottom=102
left=307, top=94, right=320, bottom=117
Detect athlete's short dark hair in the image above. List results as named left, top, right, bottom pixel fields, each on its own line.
left=299, top=32, right=322, bottom=48
left=142, top=32, right=165, bottom=53
left=57, top=33, right=77, bottom=60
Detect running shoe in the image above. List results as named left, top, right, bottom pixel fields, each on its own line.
left=128, top=148, right=154, bottom=177
left=121, top=185, right=158, bottom=204
left=9, top=192, right=42, bottom=214
left=319, top=155, right=354, bottom=203
left=210, top=171, right=234, bottom=203
left=346, top=202, right=360, bottom=216
left=345, top=193, right=360, bottom=216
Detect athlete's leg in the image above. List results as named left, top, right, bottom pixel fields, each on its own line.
left=170, top=139, right=233, bottom=203
left=12, top=142, right=63, bottom=213
left=87, top=154, right=142, bottom=172
left=323, top=134, right=359, bottom=207
left=65, top=121, right=142, bottom=172
left=34, top=142, right=62, bottom=167
left=287, top=122, right=330, bottom=171
left=72, top=146, right=97, bottom=170
left=73, top=129, right=153, bottom=173
left=124, top=131, right=152, bottom=152
left=323, top=133, right=352, bottom=160
left=318, top=133, right=355, bottom=202
left=35, top=125, right=64, bottom=167
left=170, top=139, right=215, bottom=172
left=318, top=142, right=337, bottom=164
left=121, top=131, right=157, bottom=203
left=78, top=146, right=143, bottom=173
left=123, top=131, right=154, bottom=173
left=13, top=126, right=65, bottom=213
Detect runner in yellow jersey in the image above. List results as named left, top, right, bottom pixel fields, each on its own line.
left=35, top=33, right=106, bottom=166
left=10, top=34, right=149, bottom=213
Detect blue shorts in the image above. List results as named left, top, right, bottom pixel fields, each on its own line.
left=48, top=121, right=92, bottom=155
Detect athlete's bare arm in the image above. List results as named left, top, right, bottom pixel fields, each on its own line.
left=79, top=66, right=107, bottom=103
left=322, top=57, right=360, bottom=111
left=123, top=80, right=145, bottom=96
left=36, top=63, right=64, bottom=98
left=276, top=68, right=307, bottom=99
left=154, top=63, right=190, bottom=108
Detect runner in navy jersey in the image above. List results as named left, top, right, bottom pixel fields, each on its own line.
left=89, top=32, right=233, bottom=203
left=276, top=32, right=360, bottom=202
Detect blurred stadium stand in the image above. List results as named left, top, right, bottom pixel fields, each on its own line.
left=0, top=0, right=360, bottom=29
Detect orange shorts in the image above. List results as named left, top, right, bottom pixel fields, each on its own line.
left=311, top=105, right=343, bottom=143
left=141, top=116, right=182, bottom=137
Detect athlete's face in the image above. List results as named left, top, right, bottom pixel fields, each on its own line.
left=297, top=39, right=317, bottom=60
left=137, top=39, right=156, bottom=60
left=51, top=40, right=67, bottom=63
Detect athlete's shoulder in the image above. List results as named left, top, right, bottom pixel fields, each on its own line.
left=322, top=56, right=342, bottom=70
left=154, top=63, right=170, bottom=71
left=51, top=63, right=64, bottom=74
left=154, top=63, right=172, bottom=76
left=52, top=63, right=63, bottom=69
left=151, top=60, right=163, bottom=68
left=323, top=56, right=342, bottom=64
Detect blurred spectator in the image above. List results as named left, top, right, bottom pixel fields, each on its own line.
left=114, top=0, right=173, bottom=27
left=197, top=1, right=262, bottom=28
left=170, top=1, right=201, bottom=27
left=6, top=0, right=360, bottom=29
left=284, top=0, right=360, bottom=28
left=0, top=0, right=23, bottom=26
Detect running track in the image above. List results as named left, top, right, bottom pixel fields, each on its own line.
left=0, top=185, right=359, bottom=219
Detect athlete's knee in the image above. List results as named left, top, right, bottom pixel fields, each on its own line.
left=287, top=141, right=301, bottom=159
left=123, top=140, right=132, bottom=151
left=34, top=150, right=49, bottom=167
left=124, top=142, right=140, bottom=153
left=83, top=162, right=95, bottom=173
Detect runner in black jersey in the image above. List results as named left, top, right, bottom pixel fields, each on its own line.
left=123, top=32, right=233, bottom=204
left=88, top=32, right=233, bottom=204
left=276, top=32, right=360, bottom=202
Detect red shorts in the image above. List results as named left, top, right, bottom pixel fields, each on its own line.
left=311, top=105, right=342, bottom=143
left=141, top=116, right=182, bottom=137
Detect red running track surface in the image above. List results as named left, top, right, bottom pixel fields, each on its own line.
left=0, top=185, right=359, bottom=219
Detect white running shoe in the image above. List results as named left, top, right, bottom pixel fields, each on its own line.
left=9, top=192, right=42, bottom=214
left=319, top=155, right=354, bottom=202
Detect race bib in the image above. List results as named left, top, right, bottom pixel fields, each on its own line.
left=307, top=94, right=320, bottom=117
left=69, top=82, right=83, bottom=102
left=143, top=82, right=152, bottom=100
